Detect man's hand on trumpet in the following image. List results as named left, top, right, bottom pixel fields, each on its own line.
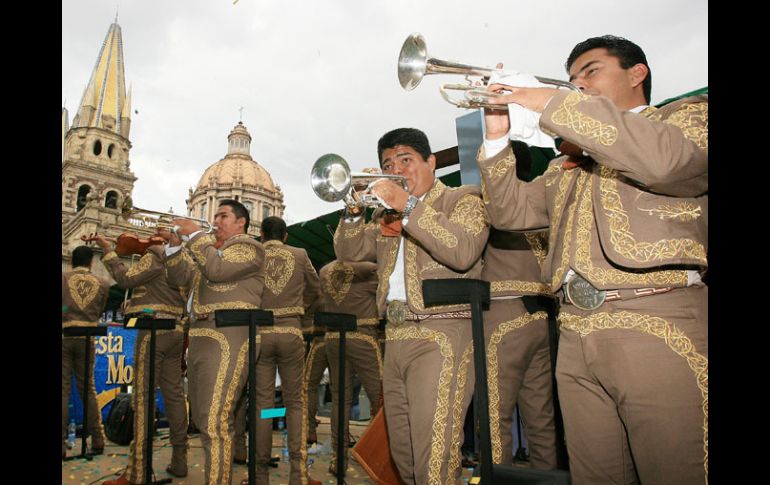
left=171, top=218, right=202, bottom=237
left=155, top=227, right=183, bottom=247
left=369, top=179, right=410, bottom=213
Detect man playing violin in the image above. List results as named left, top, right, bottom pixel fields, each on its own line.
left=334, top=127, right=490, bottom=484
left=94, top=231, right=191, bottom=485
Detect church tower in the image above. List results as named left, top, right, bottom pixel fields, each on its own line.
left=62, top=19, right=149, bottom=272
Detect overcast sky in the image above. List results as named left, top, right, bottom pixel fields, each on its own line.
left=62, top=0, right=707, bottom=225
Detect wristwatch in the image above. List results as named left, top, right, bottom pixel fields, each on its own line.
left=401, top=195, right=419, bottom=219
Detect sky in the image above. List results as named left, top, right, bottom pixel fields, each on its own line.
left=62, top=0, right=707, bottom=225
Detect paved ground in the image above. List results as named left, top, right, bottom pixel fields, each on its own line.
left=61, top=416, right=479, bottom=484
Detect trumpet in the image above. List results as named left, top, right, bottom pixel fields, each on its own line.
left=121, top=196, right=215, bottom=234
left=310, top=154, right=408, bottom=212
left=398, top=33, right=580, bottom=110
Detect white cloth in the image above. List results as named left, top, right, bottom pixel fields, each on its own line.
left=483, top=71, right=556, bottom=149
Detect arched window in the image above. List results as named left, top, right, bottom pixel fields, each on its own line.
left=262, top=204, right=271, bottom=220
left=105, top=191, right=118, bottom=209
left=200, top=201, right=207, bottom=220
left=107, top=144, right=116, bottom=159
left=76, top=185, right=92, bottom=212
left=93, top=140, right=102, bottom=156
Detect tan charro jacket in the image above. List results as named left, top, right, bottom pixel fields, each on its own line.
left=319, top=260, right=379, bottom=326
left=482, top=228, right=551, bottom=298
left=260, top=240, right=321, bottom=318
left=478, top=91, right=708, bottom=292
left=62, top=266, right=111, bottom=329
left=166, top=232, right=265, bottom=319
left=334, top=179, right=490, bottom=316
left=102, top=245, right=187, bottom=320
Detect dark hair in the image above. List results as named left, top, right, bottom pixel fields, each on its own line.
left=377, top=128, right=432, bottom=167
left=261, top=216, right=287, bottom=241
left=566, top=35, right=651, bottom=104
left=72, top=245, right=94, bottom=268
left=218, top=199, right=250, bottom=232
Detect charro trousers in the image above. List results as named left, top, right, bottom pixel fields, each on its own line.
left=555, top=286, right=708, bottom=485
left=383, top=318, right=474, bottom=485
left=62, top=337, right=105, bottom=455
left=303, top=336, right=328, bottom=443
left=483, top=298, right=558, bottom=468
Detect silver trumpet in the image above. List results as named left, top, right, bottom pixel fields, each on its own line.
left=310, top=154, right=408, bottom=212
left=398, top=32, right=580, bottom=110
left=121, top=196, right=216, bottom=234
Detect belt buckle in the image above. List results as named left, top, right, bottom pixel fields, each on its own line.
left=565, top=274, right=606, bottom=311
left=386, top=301, right=407, bottom=327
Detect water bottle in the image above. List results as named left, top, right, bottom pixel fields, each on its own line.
left=281, top=428, right=289, bottom=463
left=67, top=420, right=76, bottom=449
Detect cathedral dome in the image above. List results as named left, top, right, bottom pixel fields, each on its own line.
left=196, top=156, right=278, bottom=191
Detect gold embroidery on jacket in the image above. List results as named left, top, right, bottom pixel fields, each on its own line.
left=638, top=202, right=702, bottom=222
left=487, top=311, right=547, bottom=462
left=221, top=243, right=258, bottom=263
left=124, top=303, right=184, bottom=316
left=102, top=251, right=119, bottom=262
left=126, top=253, right=153, bottom=278
left=267, top=306, right=305, bottom=317
left=551, top=171, right=588, bottom=289
left=324, top=262, right=354, bottom=305
left=377, top=238, right=400, bottom=311
left=259, top=326, right=304, bottom=339
left=543, top=162, right=563, bottom=187
left=663, top=102, right=708, bottom=150
left=264, top=246, right=295, bottom=295
left=551, top=91, right=618, bottom=146
left=598, top=167, right=707, bottom=264
left=188, top=234, right=216, bottom=265
left=385, top=325, right=454, bottom=485
left=560, top=311, right=708, bottom=480
left=524, top=232, right=548, bottom=267
left=418, top=205, right=458, bottom=248
left=485, top=151, right=517, bottom=178
left=575, top=175, right=690, bottom=286
left=68, top=273, right=100, bottom=310
left=205, top=281, right=237, bottom=293
left=449, top=194, right=488, bottom=236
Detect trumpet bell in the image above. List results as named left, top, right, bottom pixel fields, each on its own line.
left=398, top=33, right=429, bottom=91
left=311, top=153, right=352, bottom=203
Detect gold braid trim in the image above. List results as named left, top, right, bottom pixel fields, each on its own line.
left=325, top=332, right=384, bottom=379
left=264, top=246, right=296, bottom=295
left=551, top=170, right=588, bottom=289
left=663, top=102, right=708, bottom=150
left=324, top=261, right=354, bottom=305
left=206, top=281, right=237, bottom=293
left=449, top=194, right=488, bottom=237
left=67, top=272, right=101, bottom=310
left=550, top=91, right=618, bottom=146
left=189, top=234, right=216, bottom=265
left=417, top=204, right=458, bottom=249
left=126, top=253, right=153, bottom=278
left=124, top=303, right=184, bottom=317
left=259, top=326, right=304, bottom=339
left=166, top=250, right=193, bottom=268
left=484, top=150, right=517, bottom=179
left=126, top=333, right=150, bottom=482
left=267, top=306, right=305, bottom=317
left=102, top=251, right=119, bottom=262
left=487, top=311, right=548, bottom=463
left=220, top=339, right=250, bottom=485
left=62, top=320, right=98, bottom=329
left=188, top=328, right=229, bottom=484
left=559, top=311, right=708, bottom=481
left=221, top=243, right=258, bottom=263
left=377, top=238, right=400, bottom=311
left=524, top=232, right=548, bottom=268
left=491, top=280, right=550, bottom=295
left=386, top=325, right=454, bottom=485
left=598, top=166, right=706, bottom=264
left=445, top=343, right=473, bottom=484
left=575, top=173, right=690, bottom=286
left=638, top=202, right=702, bottom=222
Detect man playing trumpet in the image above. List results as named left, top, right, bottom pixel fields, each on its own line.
left=334, top=127, right=489, bottom=484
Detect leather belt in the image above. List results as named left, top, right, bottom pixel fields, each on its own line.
left=561, top=274, right=675, bottom=311
left=385, top=300, right=471, bottom=327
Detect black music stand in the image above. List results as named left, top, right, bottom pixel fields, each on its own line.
left=314, top=311, right=357, bottom=485
left=422, top=279, right=571, bottom=485
left=122, top=314, right=175, bottom=484
left=63, top=325, right=108, bottom=461
left=215, top=309, right=274, bottom=485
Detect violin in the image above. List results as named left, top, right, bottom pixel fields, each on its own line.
left=81, top=232, right=166, bottom=256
